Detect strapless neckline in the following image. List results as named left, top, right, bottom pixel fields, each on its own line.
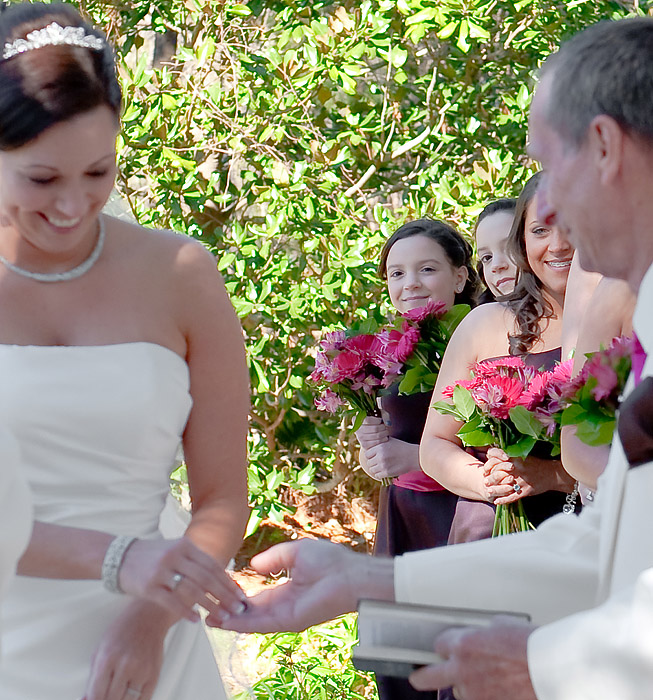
left=0, top=340, right=184, bottom=362
left=0, top=337, right=226, bottom=699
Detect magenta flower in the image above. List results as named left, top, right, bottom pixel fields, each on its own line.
left=535, top=410, right=558, bottom=437
left=391, top=326, right=421, bottom=363
left=402, top=299, right=448, bottom=323
left=331, top=349, right=366, bottom=381
left=603, top=335, right=635, bottom=362
left=549, top=359, right=573, bottom=384
left=351, top=373, right=383, bottom=394
left=310, top=352, right=341, bottom=383
left=345, top=333, right=380, bottom=355
left=518, top=370, right=552, bottom=410
left=589, top=362, right=619, bottom=401
left=473, top=356, right=526, bottom=379
left=471, top=374, right=525, bottom=420
left=315, top=389, right=345, bottom=413
left=319, top=330, right=347, bottom=352
left=441, top=379, right=476, bottom=399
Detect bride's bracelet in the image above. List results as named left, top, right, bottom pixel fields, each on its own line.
left=102, top=535, right=137, bottom=594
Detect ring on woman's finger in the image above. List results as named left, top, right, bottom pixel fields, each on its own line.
left=126, top=687, right=142, bottom=698
left=168, top=572, right=184, bottom=591
left=513, top=483, right=522, bottom=493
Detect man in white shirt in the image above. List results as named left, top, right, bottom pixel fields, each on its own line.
left=221, top=18, right=653, bottom=700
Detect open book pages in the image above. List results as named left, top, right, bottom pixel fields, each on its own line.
left=352, top=598, right=531, bottom=678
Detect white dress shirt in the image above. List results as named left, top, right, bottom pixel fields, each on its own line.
left=394, top=263, right=653, bottom=699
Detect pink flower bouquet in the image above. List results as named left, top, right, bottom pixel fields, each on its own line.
left=433, top=356, right=573, bottom=535
left=310, top=328, right=390, bottom=425
left=560, top=335, right=635, bottom=446
left=384, top=300, right=471, bottom=395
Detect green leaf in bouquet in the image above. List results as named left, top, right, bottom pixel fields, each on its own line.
left=398, top=365, right=429, bottom=394
left=579, top=405, right=615, bottom=427
left=440, top=304, right=471, bottom=338
left=459, top=427, right=494, bottom=447
left=417, top=372, right=439, bottom=392
left=457, top=413, right=483, bottom=435
left=575, top=418, right=615, bottom=446
left=453, top=384, right=476, bottom=421
left=351, top=409, right=367, bottom=432
left=509, top=405, right=544, bottom=439
left=560, top=403, right=588, bottom=426
left=348, top=318, right=379, bottom=335
left=432, top=399, right=463, bottom=419
left=503, top=435, right=537, bottom=458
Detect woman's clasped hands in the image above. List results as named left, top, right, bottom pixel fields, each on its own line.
left=355, top=416, right=419, bottom=481
left=482, top=447, right=575, bottom=505
left=117, top=536, right=247, bottom=623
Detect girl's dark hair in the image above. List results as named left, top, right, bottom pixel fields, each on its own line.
left=474, top=198, right=517, bottom=305
left=0, top=3, right=121, bottom=150
left=501, top=172, right=553, bottom=355
left=475, top=198, right=517, bottom=232
left=378, top=218, right=480, bottom=308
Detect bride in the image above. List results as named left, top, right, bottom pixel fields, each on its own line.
left=0, top=4, right=249, bottom=699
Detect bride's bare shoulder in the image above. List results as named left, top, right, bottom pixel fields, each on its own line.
left=107, top=217, right=216, bottom=274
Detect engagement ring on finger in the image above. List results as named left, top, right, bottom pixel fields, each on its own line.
left=513, top=483, right=522, bottom=493
left=169, top=572, right=184, bottom=591
left=126, top=687, right=142, bottom=698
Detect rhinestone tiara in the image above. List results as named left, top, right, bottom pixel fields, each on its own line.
left=2, top=21, right=104, bottom=61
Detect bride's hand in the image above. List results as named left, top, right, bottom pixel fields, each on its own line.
left=83, top=601, right=168, bottom=700
left=118, top=536, right=246, bottom=623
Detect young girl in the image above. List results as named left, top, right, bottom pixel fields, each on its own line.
left=355, top=218, right=478, bottom=700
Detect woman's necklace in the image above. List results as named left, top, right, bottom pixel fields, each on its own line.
left=0, top=217, right=105, bottom=283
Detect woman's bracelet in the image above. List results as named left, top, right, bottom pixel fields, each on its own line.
left=563, top=482, right=580, bottom=514
left=102, top=535, right=137, bottom=594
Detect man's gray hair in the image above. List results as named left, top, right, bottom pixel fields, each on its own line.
left=542, top=17, right=653, bottom=147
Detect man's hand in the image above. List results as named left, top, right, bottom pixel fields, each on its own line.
left=209, top=539, right=394, bottom=633
left=409, top=618, right=538, bottom=700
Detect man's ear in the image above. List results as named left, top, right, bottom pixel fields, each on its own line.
left=587, top=114, right=625, bottom=185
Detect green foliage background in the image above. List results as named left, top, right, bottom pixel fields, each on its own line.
left=71, top=0, right=648, bottom=535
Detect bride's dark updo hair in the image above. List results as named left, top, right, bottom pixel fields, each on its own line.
left=378, top=218, right=480, bottom=308
left=0, top=2, right=121, bottom=150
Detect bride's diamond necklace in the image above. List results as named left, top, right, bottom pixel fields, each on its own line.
left=0, top=217, right=105, bottom=283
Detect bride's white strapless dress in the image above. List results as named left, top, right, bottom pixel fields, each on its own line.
left=0, top=343, right=228, bottom=700
left=0, top=431, right=31, bottom=657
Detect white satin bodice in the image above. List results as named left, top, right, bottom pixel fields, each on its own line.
left=0, top=342, right=191, bottom=537
left=0, top=342, right=227, bottom=700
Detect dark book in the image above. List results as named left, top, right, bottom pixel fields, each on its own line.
left=352, top=599, right=531, bottom=678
